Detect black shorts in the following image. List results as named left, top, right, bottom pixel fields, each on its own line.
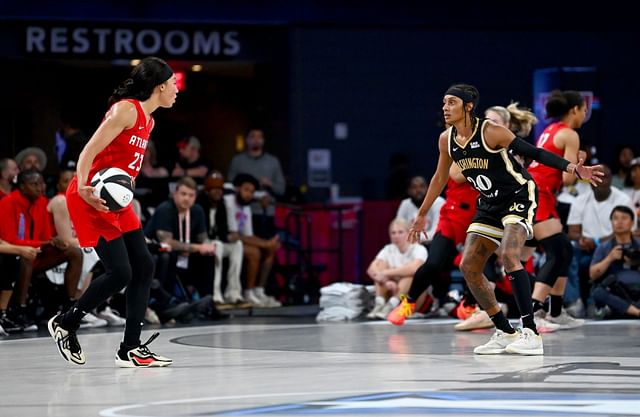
left=467, top=181, right=538, bottom=245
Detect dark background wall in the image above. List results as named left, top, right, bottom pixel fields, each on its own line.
left=1, top=1, right=638, bottom=201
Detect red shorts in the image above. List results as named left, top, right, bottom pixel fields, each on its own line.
left=534, top=187, right=559, bottom=222
left=66, top=176, right=141, bottom=248
left=436, top=204, right=475, bottom=246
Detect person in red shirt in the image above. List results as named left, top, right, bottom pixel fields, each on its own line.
left=387, top=163, right=479, bottom=325
left=0, top=158, right=19, bottom=199
left=0, top=170, right=82, bottom=330
left=48, top=57, right=178, bottom=367
left=522, top=91, right=588, bottom=330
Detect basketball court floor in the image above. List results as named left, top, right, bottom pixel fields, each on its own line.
left=1, top=307, right=639, bottom=417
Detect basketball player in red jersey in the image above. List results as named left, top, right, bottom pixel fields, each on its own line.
left=387, top=163, right=479, bottom=325
left=48, top=57, right=178, bottom=367
left=522, top=91, right=588, bottom=330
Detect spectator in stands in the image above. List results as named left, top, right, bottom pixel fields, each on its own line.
left=566, top=164, right=634, bottom=316
left=366, top=218, right=427, bottom=320
left=612, top=145, right=635, bottom=190
left=15, top=147, right=47, bottom=172
left=196, top=171, right=244, bottom=304
left=0, top=170, right=82, bottom=330
left=623, top=157, right=640, bottom=228
left=56, top=111, right=88, bottom=169
left=226, top=173, right=281, bottom=307
left=140, top=140, right=169, bottom=178
left=396, top=175, right=444, bottom=243
left=589, top=205, right=640, bottom=318
left=0, top=158, right=19, bottom=199
left=0, top=239, right=39, bottom=333
left=171, top=136, right=209, bottom=178
left=144, top=176, right=216, bottom=297
left=228, top=128, right=285, bottom=239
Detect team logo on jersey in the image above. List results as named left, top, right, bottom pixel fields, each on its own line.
left=509, top=202, right=526, bottom=212
left=470, top=141, right=480, bottom=149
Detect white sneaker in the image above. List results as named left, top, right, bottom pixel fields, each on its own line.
left=455, top=310, right=493, bottom=331
left=533, top=310, right=560, bottom=333
left=144, top=308, right=160, bottom=324
left=367, top=303, right=384, bottom=319
left=244, top=289, right=266, bottom=307
left=473, top=329, right=520, bottom=355
left=224, top=292, right=245, bottom=304
left=79, top=312, right=108, bottom=329
left=375, top=302, right=395, bottom=320
left=263, top=295, right=282, bottom=308
left=97, top=307, right=126, bottom=327
left=547, top=309, right=585, bottom=329
left=212, top=293, right=225, bottom=305
left=505, top=328, right=544, bottom=355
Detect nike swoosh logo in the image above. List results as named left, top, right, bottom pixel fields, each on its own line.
left=453, top=147, right=459, bottom=151
left=139, top=126, right=144, bottom=129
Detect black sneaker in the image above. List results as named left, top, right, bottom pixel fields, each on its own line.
left=48, top=314, right=86, bottom=365
left=115, top=332, right=172, bottom=368
left=11, top=307, right=38, bottom=332
left=0, top=313, right=23, bottom=334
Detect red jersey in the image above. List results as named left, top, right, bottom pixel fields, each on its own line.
left=67, top=99, right=153, bottom=247
left=441, top=178, right=478, bottom=218
left=0, top=190, right=52, bottom=247
left=87, top=99, right=154, bottom=183
left=527, top=122, right=568, bottom=195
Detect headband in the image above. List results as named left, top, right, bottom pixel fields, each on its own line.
left=157, top=65, right=174, bottom=84
left=445, top=87, right=477, bottom=105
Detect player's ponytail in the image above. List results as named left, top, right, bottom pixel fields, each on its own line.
left=108, top=57, right=173, bottom=106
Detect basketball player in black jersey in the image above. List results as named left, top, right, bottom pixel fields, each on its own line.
left=409, top=84, right=603, bottom=355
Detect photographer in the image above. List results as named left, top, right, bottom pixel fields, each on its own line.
left=589, top=205, right=640, bottom=318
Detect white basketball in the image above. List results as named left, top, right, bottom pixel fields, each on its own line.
left=90, top=168, right=134, bottom=211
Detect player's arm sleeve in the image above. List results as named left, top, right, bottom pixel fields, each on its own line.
left=509, top=137, right=570, bottom=172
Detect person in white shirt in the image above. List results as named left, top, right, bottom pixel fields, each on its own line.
left=366, top=218, right=427, bottom=319
left=225, top=173, right=281, bottom=307
left=396, top=176, right=444, bottom=243
left=623, top=157, right=640, bottom=230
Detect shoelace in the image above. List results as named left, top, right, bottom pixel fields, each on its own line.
left=137, top=332, right=160, bottom=356
left=63, top=332, right=82, bottom=353
left=397, top=297, right=414, bottom=317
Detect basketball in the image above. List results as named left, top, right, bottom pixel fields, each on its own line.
left=90, top=168, right=134, bottom=211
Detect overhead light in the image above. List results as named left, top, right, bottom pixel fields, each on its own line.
left=130, top=59, right=141, bottom=66
left=191, top=64, right=203, bottom=72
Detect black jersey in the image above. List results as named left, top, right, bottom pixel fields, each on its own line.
left=448, top=118, right=533, bottom=202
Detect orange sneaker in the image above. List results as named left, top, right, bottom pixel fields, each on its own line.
left=387, top=295, right=416, bottom=326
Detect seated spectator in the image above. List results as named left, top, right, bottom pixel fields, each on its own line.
left=623, top=157, right=640, bottom=229
left=395, top=175, right=444, bottom=243
left=0, top=239, right=39, bottom=333
left=567, top=164, right=634, bottom=316
left=144, top=177, right=224, bottom=317
left=15, top=147, right=47, bottom=172
left=366, top=218, right=427, bottom=320
left=171, top=136, right=209, bottom=178
left=589, top=205, right=640, bottom=319
left=196, top=171, right=244, bottom=304
left=140, top=140, right=169, bottom=179
left=0, top=170, right=82, bottom=330
left=0, top=158, right=19, bottom=199
left=226, top=173, right=281, bottom=307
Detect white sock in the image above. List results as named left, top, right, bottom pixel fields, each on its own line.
left=388, top=297, right=400, bottom=308
left=375, top=296, right=386, bottom=306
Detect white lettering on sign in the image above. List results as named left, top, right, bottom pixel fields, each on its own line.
left=25, top=26, right=243, bottom=57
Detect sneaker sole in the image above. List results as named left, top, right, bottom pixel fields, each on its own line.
left=115, top=357, right=173, bottom=368
left=47, top=316, right=86, bottom=365
left=504, top=346, right=544, bottom=355
left=473, top=348, right=508, bottom=355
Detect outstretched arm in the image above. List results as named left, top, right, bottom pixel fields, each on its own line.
left=409, top=131, right=453, bottom=243
left=484, top=123, right=603, bottom=186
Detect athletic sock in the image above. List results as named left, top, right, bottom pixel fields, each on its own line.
left=507, top=269, right=538, bottom=334
left=489, top=311, right=515, bottom=334
left=550, top=295, right=563, bottom=317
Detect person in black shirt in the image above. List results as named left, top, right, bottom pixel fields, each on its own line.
left=408, top=83, right=603, bottom=356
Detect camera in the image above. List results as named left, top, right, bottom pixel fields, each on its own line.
left=622, top=246, right=640, bottom=269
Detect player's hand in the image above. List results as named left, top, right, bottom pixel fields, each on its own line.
left=408, top=215, right=427, bottom=243
left=79, top=185, right=109, bottom=212
left=574, top=158, right=605, bottom=186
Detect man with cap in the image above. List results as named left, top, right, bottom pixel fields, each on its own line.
left=196, top=171, right=245, bottom=304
